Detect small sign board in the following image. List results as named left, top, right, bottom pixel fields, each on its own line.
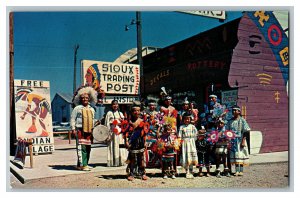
left=221, top=89, right=238, bottom=107
left=102, top=95, right=139, bottom=104
left=14, top=79, right=55, bottom=154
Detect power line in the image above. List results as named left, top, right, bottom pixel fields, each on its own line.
left=14, top=43, right=73, bottom=50
left=14, top=66, right=74, bottom=69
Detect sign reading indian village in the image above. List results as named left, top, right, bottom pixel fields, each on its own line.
left=82, top=60, right=140, bottom=95
left=14, top=79, right=55, bottom=154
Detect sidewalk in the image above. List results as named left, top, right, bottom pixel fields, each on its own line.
left=10, top=137, right=289, bottom=184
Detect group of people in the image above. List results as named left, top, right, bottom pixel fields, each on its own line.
left=70, top=86, right=250, bottom=181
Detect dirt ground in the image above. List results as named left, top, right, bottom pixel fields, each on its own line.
left=10, top=162, right=290, bottom=190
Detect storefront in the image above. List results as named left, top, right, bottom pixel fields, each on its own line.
left=140, top=11, right=289, bottom=153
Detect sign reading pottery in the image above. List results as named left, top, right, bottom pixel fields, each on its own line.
left=102, top=95, right=139, bottom=104
left=14, top=79, right=54, bottom=153
left=82, top=60, right=140, bottom=95
left=221, top=90, right=238, bottom=107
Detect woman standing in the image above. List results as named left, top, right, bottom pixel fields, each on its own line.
left=70, top=86, right=97, bottom=171
left=105, top=100, right=128, bottom=167
left=226, top=105, right=250, bottom=176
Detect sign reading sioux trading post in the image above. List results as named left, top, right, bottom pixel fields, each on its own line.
left=82, top=60, right=140, bottom=103
left=14, top=79, right=55, bottom=154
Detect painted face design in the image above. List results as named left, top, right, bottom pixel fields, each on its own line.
left=228, top=11, right=288, bottom=152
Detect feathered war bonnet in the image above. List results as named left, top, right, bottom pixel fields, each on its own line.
left=87, top=64, right=101, bottom=89
left=160, top=87, right=172, bottom=100
left=72, top=86, right=98, bottom=106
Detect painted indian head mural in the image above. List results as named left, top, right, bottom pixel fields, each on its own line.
left=228, top=11, right=289, bottom=152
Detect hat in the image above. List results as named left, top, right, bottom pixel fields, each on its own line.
left=87, top=64, right=100, bottom=80
left=131, top=100, right=141, bottom=110
left=160, top=87, right=172, bottom=100
left=232, top=105, right=241, bottom=112
left=164, top=95, right=172, bottom=100
left=218, top=118, right=225, bottom=124
left=148, top=100, right=157, bottom=106
left=198, top=129, right=206, bottom=136
left=72, top=86, right=98, bottom=106
left=209, top=94, right=217, bottom=98
left=183, top=97, right=189, bottom=104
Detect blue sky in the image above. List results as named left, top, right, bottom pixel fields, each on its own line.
left=13, top=11, right=243, bottom=100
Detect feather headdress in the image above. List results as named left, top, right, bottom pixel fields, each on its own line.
left=72, top=86, right=97, bottom=106
left=160, top=87, right=172, bottom=100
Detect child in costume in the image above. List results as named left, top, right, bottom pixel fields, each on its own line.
left=125, top=101, right=149, bottom=181
left=160, top=124, right=179, bottom=179
left=178, top=113, right=198, bottom=179
left=143, top=100, right=161, bottom=168
left=226, top=106, right=250, bottom=176
left=195, top=128, right=211, bottom=177
left=215, top=119, right=231, bottom=177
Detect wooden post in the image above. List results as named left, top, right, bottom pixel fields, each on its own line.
left=28, top=139, right=33, bottom=168
left=68, top=131, right=71, bottom=144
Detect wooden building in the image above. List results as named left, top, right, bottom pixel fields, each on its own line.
left=51, top=93, right=73, bottom=123
left=141, top=11, right=289, bottom=153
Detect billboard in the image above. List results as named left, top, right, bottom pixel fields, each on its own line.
left=82, top=60, right=140, bottom=95
left=14, top=79, right=55, bottom=153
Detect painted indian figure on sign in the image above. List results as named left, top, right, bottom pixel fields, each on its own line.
left=84, top=63, right=105, bottom=103
left=228, top=11, right=289, bottom=153
left=15, top=88, right=51, bottom=137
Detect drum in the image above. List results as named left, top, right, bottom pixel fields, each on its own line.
left=215, top=141, right=228, bottom=155
left=92, top=125, right=110, bottom=143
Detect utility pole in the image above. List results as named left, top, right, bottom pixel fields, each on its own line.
left=136, top=11, right=144, bottom=96
left=9, top=12, right=16, bottom=155
left=125, top=12, right=143, bottom=97
left=73, top=44, right=79, bottom=93
left=10, top=12, right=14, bottom=116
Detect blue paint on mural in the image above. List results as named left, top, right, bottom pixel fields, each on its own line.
left=247, top=11, right=289, bottom=85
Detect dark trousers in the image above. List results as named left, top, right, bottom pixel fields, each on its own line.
left=127, top=152, right=146, bottom=176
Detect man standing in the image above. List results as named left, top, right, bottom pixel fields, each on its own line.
left=71, top=86, right=97, bottom=171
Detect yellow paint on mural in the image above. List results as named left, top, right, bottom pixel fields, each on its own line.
left=279, top=47, right=289, bottom=66
left=254, top=11, right=270, bottom=27
left=274, top=91, right=280, bottom=103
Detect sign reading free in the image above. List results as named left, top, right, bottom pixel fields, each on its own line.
left=82, top=60, right=140, bottom=95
